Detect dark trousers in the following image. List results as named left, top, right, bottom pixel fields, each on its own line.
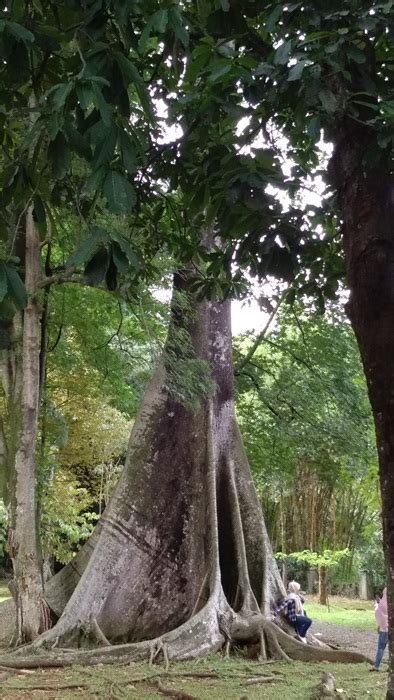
left=295, top=614, right=312, bottom=638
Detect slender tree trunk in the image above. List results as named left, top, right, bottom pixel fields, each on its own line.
left=0, top=313, right=22, bottom=507
left=330, top=119, right=394, bottom=698
left=318, top=566, right=328, bottom=606
left=11, top=208, right=49, bottom=642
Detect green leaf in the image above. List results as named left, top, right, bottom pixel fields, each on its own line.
left=255, top=62, right=275, bottom=77
left=111, top=243, right=129, bottom=275
left=348, top=46, right=366, bottom=64
left=103, top=171, right=136, bottom=213
left=5, top=266, right=27, bottom=309
left=118, top=131, right=137, bottom=174
left=10, top=0, right=25, bottom=22
left=114, top=54, right=154, bottom=121
left=287, top=60, right=308, bottom=81
left=82, top=166, right=106, bottom=196
left=0, top=263, right=7, bottom=303
left=64, top=123, right=92, bottom=160
left=138, top=9, right=168, bottom=53
left=168, top=7, right=189, bottom=48
left=91, top=83, right=112, bottom=126
left=66, top=228, right=109, bottom=269
left=92, top=126, right=117, bottom=168
left=208, top=61, right=232, bottom=82
left=307, top=115, right=321, bottom=139
left=111, top=233, right=140, bottom=269
left=274, top=40, right=292, bottom=66
left=76, top=84, right=94, bottom=111
left=266, top=5, right=282, bottom=32
left=381, top=100, right=394, bottom=118
left=135, top=83, right=154, bottom=122
left=5, top=21, right=34, bottom=43
left=84, top=246, right=110, bottom=286
left=47, top=83, right=72, bottom=110
left=153, top=8, right=169, bottom=32
left=115, top=52, right=143, bottom=85
left=318, top=89, right=337, bottom=113
left=47, top=113, right=64, bottom=141
left=48, top=132, right=70, bottom=179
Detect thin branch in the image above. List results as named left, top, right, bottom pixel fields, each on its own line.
left=235, top=289, right=286, bottom=374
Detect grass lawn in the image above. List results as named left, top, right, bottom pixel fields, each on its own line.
left=307, top=595, right=376, bottom=632
left=0, top=657, right=387, bottom=699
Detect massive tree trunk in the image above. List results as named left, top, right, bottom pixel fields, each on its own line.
left=39, top=271, right=284, bottom=652
left=330, top=120, right=394, bottom=697
left=0, top=267, right=365, bottom=668
left=10, top=208, right=49, bottom=642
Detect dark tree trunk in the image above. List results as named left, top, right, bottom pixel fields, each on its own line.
left=330, top=119, right=394, bottom=698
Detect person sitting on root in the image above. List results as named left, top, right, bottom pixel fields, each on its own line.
left=274, top=580, right=312, bottom=643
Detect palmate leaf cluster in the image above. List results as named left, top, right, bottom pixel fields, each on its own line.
left=0, top=1, right=392, bottom=314
left=0, top=0, right=187, bottom=319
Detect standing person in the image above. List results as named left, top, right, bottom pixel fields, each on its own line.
left=370, top=587, right=388, bottom=671
left=274, top=580, right=312, bottom=643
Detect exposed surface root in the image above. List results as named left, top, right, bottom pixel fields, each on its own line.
left=0, top=605, right=372, bottom=671
left=156, top=679, right=199, bottom=700
left=3, top=682, right=88, bottom=692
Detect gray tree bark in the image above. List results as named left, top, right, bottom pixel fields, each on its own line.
left=22, top=271, right=369, bottom=666
left=11, top=208, right=49, bottom=642
left=38, top=271, right=282, bottom=650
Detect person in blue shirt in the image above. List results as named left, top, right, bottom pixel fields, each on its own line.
left=274, top=580, right=312, bottom=643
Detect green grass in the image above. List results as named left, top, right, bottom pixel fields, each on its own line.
left=0, top=657, right=387, bottom=699
left=307, top=596, right=376, bottom=632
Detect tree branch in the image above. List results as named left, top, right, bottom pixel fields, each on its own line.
left=38, top=272, right=85, bottom=289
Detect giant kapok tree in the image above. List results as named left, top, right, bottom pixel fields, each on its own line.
left=0, top=0, right=373, bottom=668
left=185, top=1, right=394, bottom=695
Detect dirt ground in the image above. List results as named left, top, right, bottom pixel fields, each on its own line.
left=312, top=619, right=379, bottom=661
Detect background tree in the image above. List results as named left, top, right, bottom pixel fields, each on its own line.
left=235, top=304, right=380, bottom=583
